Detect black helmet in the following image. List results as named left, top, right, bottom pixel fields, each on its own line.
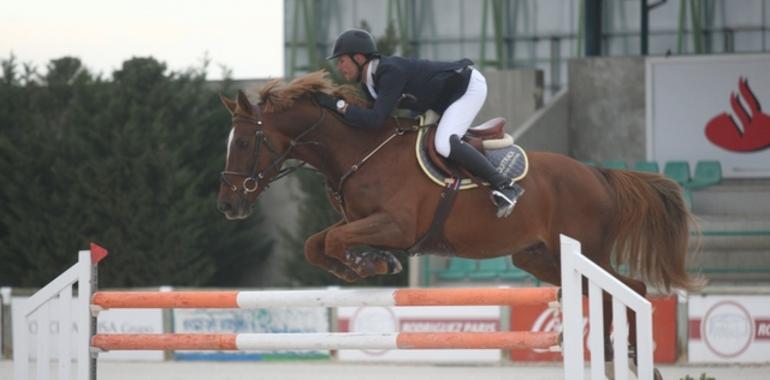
left=326, top=29, right=379, bottom=59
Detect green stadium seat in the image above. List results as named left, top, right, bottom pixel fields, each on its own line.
left=468, top=257, right=508, bottom=281
left=601, top=160, right=627, bottom=169
left=436, top=258, right=476, bottom=281
left=682, top=188, right=693, bottom=210
left=499, top=263, right=531, bottom=282
left=663, top=161, right=691, bottom=185
left=582, top=160, right=597, bottom=167
left=633, top=160, right=659, bottom=173
left=688, top=160, right=722, bottom=189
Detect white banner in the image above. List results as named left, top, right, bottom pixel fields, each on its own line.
left=337, top=305, right=502, bottom=363
left=97, top=308, right=164, bottom=361
left=173, top=307, right=330, bottom=360
left=12, top=297, right=164, bottom=361
left=689, top=295, right=770, bottom=363
left=646, top=54, right=770, bottom=177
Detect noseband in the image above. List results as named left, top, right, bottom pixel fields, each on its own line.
left=220, top=109, right=325, bottom=195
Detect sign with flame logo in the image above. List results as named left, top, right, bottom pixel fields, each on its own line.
left=646, top=54, right=770, bottom=177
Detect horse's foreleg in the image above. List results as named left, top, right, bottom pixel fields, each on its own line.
left=324, top=211, right=415, bottom=279
left=304, top=221, right=363, bottom=282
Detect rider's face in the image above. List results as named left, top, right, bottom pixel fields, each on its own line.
left=335, top=54, right=364, bottom=82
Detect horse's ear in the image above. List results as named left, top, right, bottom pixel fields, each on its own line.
left=236, top=90, right=253, bottom=116
left=220, top=94, right=237, bottom=115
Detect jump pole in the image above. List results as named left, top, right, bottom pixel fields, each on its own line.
left=91, top=331, right=560, bottom=351
left=90, top=287, right=560, bottom=311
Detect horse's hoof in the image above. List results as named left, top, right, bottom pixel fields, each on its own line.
left=386, top=255, right=403, bottom=274
left=345, top=247, right=402, bottom=276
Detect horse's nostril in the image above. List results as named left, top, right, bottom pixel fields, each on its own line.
left=218, top=201, right=231, bottom=213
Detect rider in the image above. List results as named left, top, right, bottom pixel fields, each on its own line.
left=317, top=28, right=521, bottom=218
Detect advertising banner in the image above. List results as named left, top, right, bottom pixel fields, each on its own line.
left=509, top=296, right=677, bottom=363
left=173, top=307, right=330, bottom=361
left=12, top=297, right=164, bottom=361
left=337, top=305, right=501, bottom=362
left=646, top=54, right=770, bottom=177
left=97, top=308, right=165, bottom=361
left=689, top=295, right=770, bottom=363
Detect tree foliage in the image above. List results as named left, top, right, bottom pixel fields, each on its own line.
left=0, top=55, right=272, bottom=288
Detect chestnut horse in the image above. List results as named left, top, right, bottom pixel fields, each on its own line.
left=217, top=71, right=702, bottom=362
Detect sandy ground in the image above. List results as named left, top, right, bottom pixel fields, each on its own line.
left=3, top=359, right=770, bottom=380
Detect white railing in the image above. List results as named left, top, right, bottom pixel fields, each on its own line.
left=561, top=234, right=654, bottom=380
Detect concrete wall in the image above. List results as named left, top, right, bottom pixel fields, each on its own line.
left=513, top=88, right=569, bottom=154
left=568, top=57, right=646, bottom=163
left=477, top=69, right=544, bottom=132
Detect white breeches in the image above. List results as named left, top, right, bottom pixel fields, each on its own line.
left=434, top=68, right=488, bottom=157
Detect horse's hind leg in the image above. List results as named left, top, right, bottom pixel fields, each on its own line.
left=601, top=268, right=647, bottom=373
left=510, top=241, right=561, bottom=285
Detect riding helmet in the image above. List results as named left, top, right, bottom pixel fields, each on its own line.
left=327, top=28, right=379, bottom=59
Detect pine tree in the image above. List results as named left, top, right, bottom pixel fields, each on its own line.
left=0, top=55, right=272, bottom=287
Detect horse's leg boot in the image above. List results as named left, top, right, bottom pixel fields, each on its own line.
left=345, top=246, right=403, bottom=276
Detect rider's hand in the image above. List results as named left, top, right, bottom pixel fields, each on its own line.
left=315, top=92, right=341, bottom=113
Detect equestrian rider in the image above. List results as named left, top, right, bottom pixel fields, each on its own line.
left=317, top=28, right=520, bottom=218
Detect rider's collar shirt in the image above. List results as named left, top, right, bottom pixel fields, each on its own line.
left=365, top=59, right=380, bottom=99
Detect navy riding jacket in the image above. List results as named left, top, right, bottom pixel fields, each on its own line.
left=344, top=56, right=474, bottom=129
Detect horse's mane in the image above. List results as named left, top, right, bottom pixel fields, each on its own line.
left=258, top=70, right=371, bottom=113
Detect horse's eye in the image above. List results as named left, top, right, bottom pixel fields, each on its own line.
left=236, top=139, right=249, bottom=149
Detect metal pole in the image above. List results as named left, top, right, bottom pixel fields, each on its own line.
left=585, top=0, right=602, bottom=56
left=641, top=0, right=649, bottom=55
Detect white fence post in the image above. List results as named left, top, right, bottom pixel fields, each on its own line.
left=13, top=245, right=103, bottom=380
left=560, top=234, right=654, bottom=380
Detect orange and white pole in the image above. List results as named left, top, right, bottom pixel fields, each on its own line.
left=91, top=331, right=560, bottom=351
left=91, top=287, right=559, bottom=311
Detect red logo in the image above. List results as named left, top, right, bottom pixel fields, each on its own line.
left=705, top=77, right=770, bottom=152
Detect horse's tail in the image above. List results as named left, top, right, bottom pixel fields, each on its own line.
left=602, top=169, right=706, bottom=292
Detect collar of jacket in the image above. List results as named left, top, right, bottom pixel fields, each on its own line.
left=365, top=58, right=380, bottom=99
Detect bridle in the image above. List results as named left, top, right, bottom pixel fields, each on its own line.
left=220, top=107, right=326, bottom=195
left=220, top=99, right=418, bottom=221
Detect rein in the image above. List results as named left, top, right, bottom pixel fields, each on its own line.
left=328, top=117, right=420, bottom=221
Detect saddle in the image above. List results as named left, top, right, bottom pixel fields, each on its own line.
left=407, top=111, right=529, bottom=257
left=416, top=111, right=529, bottom=190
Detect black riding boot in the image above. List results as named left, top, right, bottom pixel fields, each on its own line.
left=447, top=135, right=523, bottom=218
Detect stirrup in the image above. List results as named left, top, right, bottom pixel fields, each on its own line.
left=490, top=189, right=517, bottom=218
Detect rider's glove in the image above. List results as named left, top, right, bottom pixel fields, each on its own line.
left=315, top=92, right=344, bottom=113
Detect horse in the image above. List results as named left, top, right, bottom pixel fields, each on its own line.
left=217, top=71, right=703, bottom=370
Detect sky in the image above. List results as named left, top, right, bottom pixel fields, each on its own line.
left=1, top=0, right=284, bottom=80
